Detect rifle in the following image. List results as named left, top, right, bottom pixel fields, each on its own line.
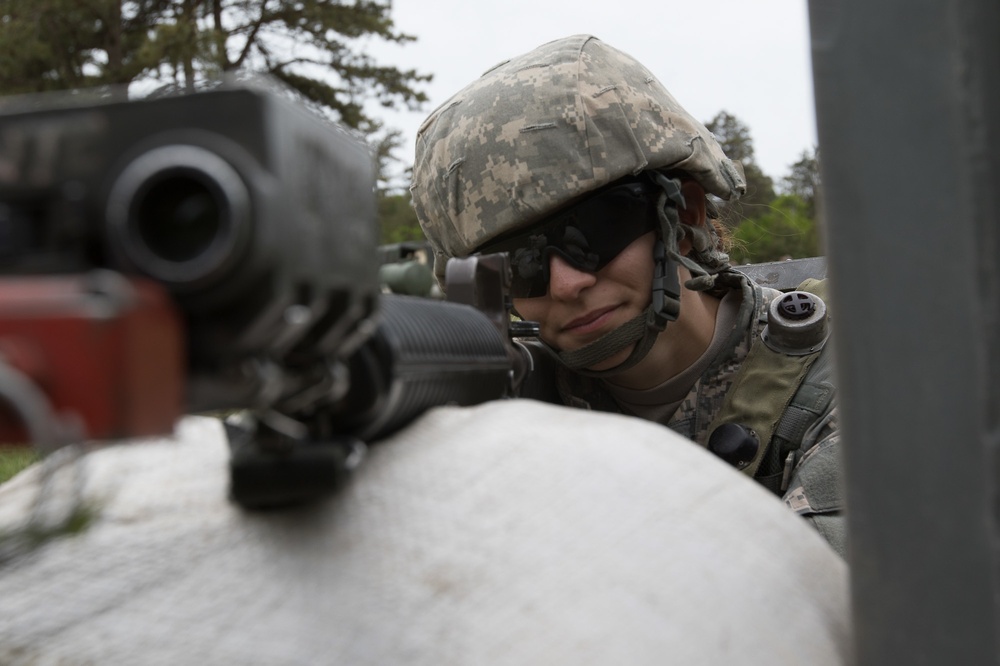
left=0, top=77, right=554, bottom=508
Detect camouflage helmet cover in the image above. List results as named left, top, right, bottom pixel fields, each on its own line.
left=410, top=34, right=746, bottom=284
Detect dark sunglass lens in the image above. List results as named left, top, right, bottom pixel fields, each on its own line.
left=509, top=255, right=547, bottom=298
left=554, top=184, right=656, bottom=270
left=478, top=180, right=659, bottom=297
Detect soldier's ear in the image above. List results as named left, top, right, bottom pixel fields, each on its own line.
left=678, top=179, right=707, bottom=228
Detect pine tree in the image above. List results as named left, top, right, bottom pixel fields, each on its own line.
left=781, top=146, right=821, bottom=219
left=704, top=110, right=776, bottom=223
left=0, top=0, right=430, bottom=136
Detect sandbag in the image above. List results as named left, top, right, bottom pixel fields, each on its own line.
left=0, top=399, right=851, bottom=665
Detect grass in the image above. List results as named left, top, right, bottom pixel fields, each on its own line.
left=0, top=447, right=38, bottom=485
left=0, top=446, right=97, bottom=562
left=0, top=498, right=98, bottom=564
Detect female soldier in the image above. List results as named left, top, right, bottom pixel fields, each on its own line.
left=410, top=35, right=844, bottom=554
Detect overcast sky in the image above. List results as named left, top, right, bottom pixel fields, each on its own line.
left=363, top=0, right=818, bottom=186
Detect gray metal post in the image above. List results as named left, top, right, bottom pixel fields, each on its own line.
left=808, top=0, right=1000, bottom=662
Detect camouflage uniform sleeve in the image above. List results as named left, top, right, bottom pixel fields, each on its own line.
left=782, top=423, right=846, bottom=557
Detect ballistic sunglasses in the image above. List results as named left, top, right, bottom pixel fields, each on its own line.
left=476, top=179, right=661, bottom=298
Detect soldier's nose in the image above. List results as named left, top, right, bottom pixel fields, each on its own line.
left=547, top=254, right=596, bottom=301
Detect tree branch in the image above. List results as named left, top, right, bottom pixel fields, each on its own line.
left=233, top=0, right=271, bottom=68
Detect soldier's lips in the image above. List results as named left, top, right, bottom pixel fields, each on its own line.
left=560, top=305, right=620, bottom=336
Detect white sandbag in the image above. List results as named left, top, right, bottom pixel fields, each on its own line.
left=0, top=399, right=851, bottom=665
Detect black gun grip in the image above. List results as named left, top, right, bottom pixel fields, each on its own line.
left=226, top=419, right=361, bottom=509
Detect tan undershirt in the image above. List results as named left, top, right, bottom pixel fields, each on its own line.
left=604, top=289, right=741, bottom=424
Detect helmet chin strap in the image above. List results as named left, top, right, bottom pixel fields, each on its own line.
left=549, top=172, right=687, bottom=377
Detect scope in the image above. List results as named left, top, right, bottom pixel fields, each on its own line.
left=0, top=77, right=380, bottom=413
left=106, top=144, right=252, bottom=290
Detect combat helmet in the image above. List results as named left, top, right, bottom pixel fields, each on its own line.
left=410, top=34, right=746, bottom=374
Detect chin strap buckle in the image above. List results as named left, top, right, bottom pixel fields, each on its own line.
left=650, top=239, right=681, bottom=330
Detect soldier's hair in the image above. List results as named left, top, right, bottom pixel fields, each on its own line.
left=673, top=174, right=733, bottom=258
left=709, top=217, right=734, bottom=254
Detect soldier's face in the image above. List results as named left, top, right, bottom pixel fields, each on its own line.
left=512, top=231, right=655, bottom=370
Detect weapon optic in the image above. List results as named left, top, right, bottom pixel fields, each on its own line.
left=0, top=77, right=552, bottom=508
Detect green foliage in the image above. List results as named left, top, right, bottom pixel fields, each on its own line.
left=729, top=194, right=819, bottom=265
left=704, top=111, right=776, bottom=223
left=0, top=0, right=431, bottom=171
left=720, top=162, right=777, bottom=222
left=378, top=190, right=425, bottom=244
left=701, top=111, right=821, bottom=264
left=0, top=0, right=152, bottom=93
left=781, top=146, right=821, bottom=219
left=704, top=110, right=756, bottom=163
left=0, top=447, right=37, bottom=485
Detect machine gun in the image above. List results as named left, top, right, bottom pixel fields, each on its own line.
left=0, top=77, right=550, bottom=508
